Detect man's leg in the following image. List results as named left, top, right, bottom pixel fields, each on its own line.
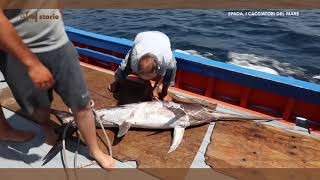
left=71, top=104, right=114, bottom=169
left=31, top=107, right=58, bottom=145
left=109, top=51, right=132, bottom=92
left=0, top=53, right=52, bottom=142
left=0, top=52, right=33, bottom=142
left=143, top=80, right=153, bottom=101
left=48, top=42, right=114, bottom=169
left=0, top=107, right=34, bottom=142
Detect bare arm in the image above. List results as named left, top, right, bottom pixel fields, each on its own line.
left=0, top=10, right=39, bottom=68
left=0, top=10, right=54, bottom=89
left=158, top=57, right=177, bottom=101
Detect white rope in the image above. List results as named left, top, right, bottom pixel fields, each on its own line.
left=74, top=130, right=81, bottom=168
left=62, top=121, right=73, bottom=169
left=62, top=99, right=113, bottom=169
left=74, top=108, right=113, bottom=168
left=91, top=108, right=113, bottom=157
left=90, top=100, right=113, bottom=157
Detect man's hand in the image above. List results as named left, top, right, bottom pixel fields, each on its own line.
left=152, top=87, right=160, bottom=101
left=159, top=83, right=172, bottom=101
left=151, top=75, right=163, bottom=101
left=108, top=81, right=119, bottom=93
left=162, top=94, right=172, bottom=101
left=0, top=11, right=54, bottom=90
left=159, top=91, right=172, bottom=101
left=27, top=60, right=54, bottom=90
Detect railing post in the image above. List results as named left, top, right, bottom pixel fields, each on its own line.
left=283, top=98, right=296, bottom=120
left=240, top=87, right=251, bottom=107
left=205, top=78, right=215, bottom=98
left=175, top=69, right=182, bottom=88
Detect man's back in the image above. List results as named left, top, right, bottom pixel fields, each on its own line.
left=130, top=31, right=174, bottom=75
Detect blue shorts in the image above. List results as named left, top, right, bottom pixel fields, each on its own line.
left=0, top=41, right=90, bottom=115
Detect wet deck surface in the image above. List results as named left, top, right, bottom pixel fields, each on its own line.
left=1, top=64, right=320, bottom=179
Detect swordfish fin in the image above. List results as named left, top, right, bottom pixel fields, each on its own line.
left=117, top=121, right=131, bottom=138
left=168, top=127, right=185, bottom=153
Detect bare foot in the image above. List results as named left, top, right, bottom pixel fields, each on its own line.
left=89, top=150, right=115, bottom=170
left=0, top=128, right=34, bottom=142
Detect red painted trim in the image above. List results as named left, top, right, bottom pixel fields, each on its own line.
left=240, top=87, right=251, bottom=108
left=283, top=98, right=296, bottom=120
left=175, top=69, right=182, bottom=89
left=205, top=78, right=215, bottom=97
left=175, top=88, right=272, bottom=116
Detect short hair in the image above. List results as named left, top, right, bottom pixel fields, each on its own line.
left=138, top=53, right=158, bottom=75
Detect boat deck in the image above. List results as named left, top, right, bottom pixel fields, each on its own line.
left=0, top=63, right=319, bottom=179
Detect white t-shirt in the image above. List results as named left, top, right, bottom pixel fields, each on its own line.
left=129, top=31, right=175, bottom=76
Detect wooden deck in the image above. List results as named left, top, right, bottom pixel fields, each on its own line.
left=0, top=63, right=320, bottom=179
left=206, top=121, right=320, bottom=169
left=0, top=64, right=212, bottom=175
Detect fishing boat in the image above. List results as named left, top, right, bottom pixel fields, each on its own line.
left=1, top=26, right=320, bottom=179
left=65, top=26, right=320, bottom=133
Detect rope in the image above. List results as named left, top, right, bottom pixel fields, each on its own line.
left=74, top=130, right=81, bottom=168
left=62, top=121, right=73, bottom=169
left=61, top=99, right=113, bottom=169
left=89, top=88, right=113, bottom=100
left=90, top=100, right=113, bottom=157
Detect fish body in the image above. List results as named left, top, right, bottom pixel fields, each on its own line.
left=95, top=101, right=211, bottom=129
left=52, top=101, right=275, bottom=153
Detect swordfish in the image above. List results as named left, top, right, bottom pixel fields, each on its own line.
left=52, top=100, right=277, bottom=153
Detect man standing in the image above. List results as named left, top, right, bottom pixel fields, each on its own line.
left=0, top=7, right=114, bottom=169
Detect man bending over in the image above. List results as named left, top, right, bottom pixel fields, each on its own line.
left=108, top=31, right=177, bottom=101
